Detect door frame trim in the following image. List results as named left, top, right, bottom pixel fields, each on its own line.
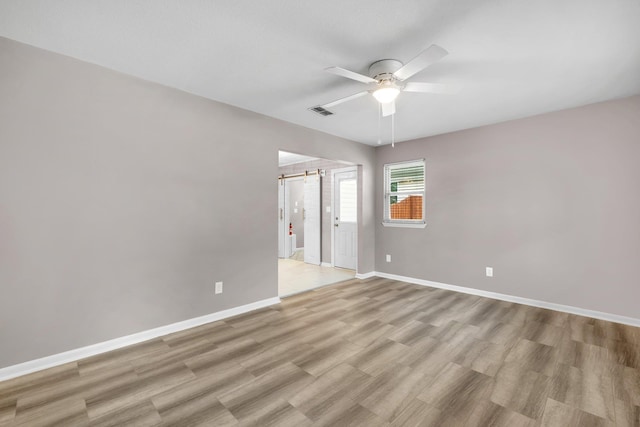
left=331, top=166, right=358, bottom=269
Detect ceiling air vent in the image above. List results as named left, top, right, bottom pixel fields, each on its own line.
left=308, top=106, right=334, bottom=116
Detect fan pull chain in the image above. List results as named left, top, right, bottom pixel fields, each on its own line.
left=391, top=111, right=395, bottom=148
left=377, top=103, right=382, bottom=145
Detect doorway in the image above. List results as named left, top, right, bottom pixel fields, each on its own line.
left=277, top=151, right=357, bottom=297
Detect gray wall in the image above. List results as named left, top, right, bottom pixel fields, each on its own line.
left=0, top=37, right=376, bottom=369
left=279, top=158, right=352, bottom=263
left=376, top=95, right=640, bottom=319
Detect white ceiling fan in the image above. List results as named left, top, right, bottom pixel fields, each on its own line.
left=315, top=44, right=459, bottom=117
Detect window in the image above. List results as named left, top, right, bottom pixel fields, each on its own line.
left=339, top=179, right=357, bottom=222
left=383, top=159, right=426, bottom=228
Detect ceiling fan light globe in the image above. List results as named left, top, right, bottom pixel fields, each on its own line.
left=373, top=87, right=400, bottom=104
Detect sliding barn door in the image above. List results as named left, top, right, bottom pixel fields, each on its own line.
left=278, top=179, right=285, bottom=258
left=303, top=176, right=321, bottom=265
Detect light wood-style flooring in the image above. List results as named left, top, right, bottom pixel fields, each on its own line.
left=1, top=277, right=639, bottom=426
left=278, top=257, right=354, bottom=297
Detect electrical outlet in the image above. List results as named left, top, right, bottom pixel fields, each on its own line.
left=326, top=206, right=331, bottom=213
left=386, top=254, right=391, bottom=263
left=486, top=267, right=493, bottom=277
left=215, top=281, right=223, bottom=294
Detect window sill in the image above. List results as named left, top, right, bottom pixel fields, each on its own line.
left=382, top=222, right=427, bottom=229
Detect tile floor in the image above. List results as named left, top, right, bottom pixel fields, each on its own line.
left=278, top=256, right=355, bottom=297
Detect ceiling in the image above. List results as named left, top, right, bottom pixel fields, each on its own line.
left=278, top=151, right=319, bottom=167
left=1, top=1, right=639, bottom=146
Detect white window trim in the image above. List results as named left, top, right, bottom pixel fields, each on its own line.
left=383, top=159, right=426, bottom=228
left=382, top=221, right=427, bottom=228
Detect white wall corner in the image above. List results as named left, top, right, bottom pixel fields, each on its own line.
left=0, top=296, right=281, bottom=382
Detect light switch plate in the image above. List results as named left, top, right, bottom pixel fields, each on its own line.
left=215, top=281, right=223, bottom=294
left=486, top=267, right=493, bottom=277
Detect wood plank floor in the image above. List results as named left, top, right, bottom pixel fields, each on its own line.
left=1, top=277, right=639, bottom=426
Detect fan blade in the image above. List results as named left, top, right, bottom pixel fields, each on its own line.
left=381, top=101, right=396, bottom=117
left=393, top=44, right=448, bottom=81
left=325, top=67, right=377, bottom=84
left=403, top=82, right=461, bottom=94
left=320, top=91, right=369, bottom=109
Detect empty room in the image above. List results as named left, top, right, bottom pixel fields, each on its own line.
left=0, top=1, right=639, bottom=426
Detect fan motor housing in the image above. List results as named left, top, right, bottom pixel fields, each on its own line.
left=369, top=59, right=403, bottom=81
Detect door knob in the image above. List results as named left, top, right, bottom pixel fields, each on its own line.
left=334, top=223, right=339, bottom=227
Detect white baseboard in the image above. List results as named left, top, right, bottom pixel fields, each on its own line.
left=355, top=271, right=376, bottom=279
left=373, top=271, right=640, bottom=328
left=320, top=262, right=332, bottom=268
left=0, top=297, right=281, bottom=382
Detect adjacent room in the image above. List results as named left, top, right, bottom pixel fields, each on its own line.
left=1, top=1, right=639, bottom=426
left=277, top=151, right=356, bottom=297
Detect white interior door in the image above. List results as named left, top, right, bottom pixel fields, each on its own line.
left=303, top=176, right=321, bottom=265
left=278, top=180, right=292, bottom=258
left=278, top=179, right=285, bottom=258
left=334, top=169, right=357, bottom=270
